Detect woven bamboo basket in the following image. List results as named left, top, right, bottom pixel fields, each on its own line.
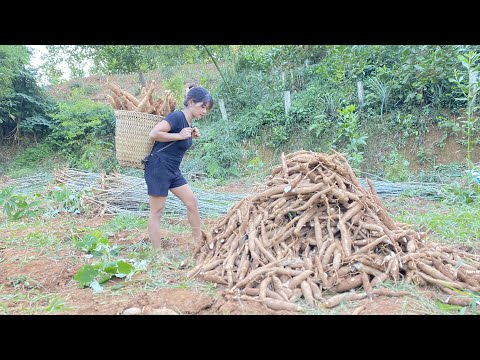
left=114, top=110, right=163, bottom=169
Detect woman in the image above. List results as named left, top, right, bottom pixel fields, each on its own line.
left=145, top=85, right=213, bottom=250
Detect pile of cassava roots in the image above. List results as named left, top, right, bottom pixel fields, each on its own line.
left=187, top=150, right=480, bottom=311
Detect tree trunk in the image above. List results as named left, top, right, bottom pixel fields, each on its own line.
left=138, top=70, right=146, bottom=88
left=202, top=45, right=232, bottom=94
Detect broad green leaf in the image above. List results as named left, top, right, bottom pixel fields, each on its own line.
left=73, top=265, right=99, bottom=287
left=116, top=261, right=134, bottom=276
left=98, top=273, right=112, bottom=284
left=28, top=200, right=43, bottom=208
left=103, top=262, right=119, bottom=274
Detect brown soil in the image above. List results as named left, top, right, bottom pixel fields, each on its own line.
left=1, top=208, right=467, bottom=316
left=0, top=216, right=295, bottom=315
left=403, top=125, right=480, bottom=170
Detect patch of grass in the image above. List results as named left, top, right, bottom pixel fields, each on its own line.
left=389, top=200, right=480, bottom=245
left=4, top=143, right=66, bottom=179
left=163, top=216, right=193, bottom=234
left=0, top=302, right=8, bottom=315
left=0, top=288, right=62, bottom=315
left=1, top=218, right=75, bottom=255
left=0, top=214, right=80, bottom=235
left=7, top=274, right=41, bottom=290
left=138, top=250, right=194, bottom=290
left=174, top=277, right=199, bottom=290
left=17, top=232, right=61, bottom=247
left=144, top=273, right=178, bottom=290
left=101, top=284, right=138, bottom=297
left=99, top=214, right=147, bottom=234
left=0, top=218, right=42, bottom=231
left=300, top=299, right=331, bottom=315
left=199, top=281, right=221, bottom=298
left=120, top=241, right=152, bottom=259
left=372, top=281, right=455, bottom=315
left=44, top=296, right=72, bottom=313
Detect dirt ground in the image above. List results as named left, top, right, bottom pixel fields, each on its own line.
left=1, top=208, right=468, bottom=316
left=1, top=179, right=478, bottom=316
left=0, top=214, right=294, bottom=315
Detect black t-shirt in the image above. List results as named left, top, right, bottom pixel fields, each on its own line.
left=150, top=110, right=192, bottom=169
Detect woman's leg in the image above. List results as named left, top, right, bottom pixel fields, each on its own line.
left=170, top=184, right=202, bottom=243
left=148, top=195, right=168, bottom=249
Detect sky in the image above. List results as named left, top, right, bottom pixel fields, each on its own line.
left=28, top=45, right=71, bottom=84
left=28, top=45, right=92, bottom=83
left=28, top=45, right=47, bottom=67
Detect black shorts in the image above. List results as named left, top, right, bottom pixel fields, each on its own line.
left=144, top=154, right=187, bottom=196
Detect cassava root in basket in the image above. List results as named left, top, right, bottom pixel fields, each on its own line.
left=106, top=80, right=176, bottom=116
left=188, top=150, right=480, bottom=312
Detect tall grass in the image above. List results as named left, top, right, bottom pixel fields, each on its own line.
left=387, top=198, right=480, bottom=245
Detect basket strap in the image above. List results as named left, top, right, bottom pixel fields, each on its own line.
left=142, top=141, right=176, bottom=165
left=152, top=141, right=176, bottom=155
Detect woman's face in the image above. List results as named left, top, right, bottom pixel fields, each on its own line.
left=191, top=101, right=210, bottom=119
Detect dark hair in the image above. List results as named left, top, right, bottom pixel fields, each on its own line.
left=183, top=86, right=214, bottom=110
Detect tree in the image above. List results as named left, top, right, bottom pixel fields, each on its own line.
left=0, top=45, right=52, bottom=144
left=0, top=45, right=30, bottom=97
left=41, top=45, right=230, bottom=86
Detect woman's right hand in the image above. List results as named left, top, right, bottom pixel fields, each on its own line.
left=179, top=127, right=193, bottom=139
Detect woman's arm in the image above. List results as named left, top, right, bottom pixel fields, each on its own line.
left=149, top=120, right=192, bottom=142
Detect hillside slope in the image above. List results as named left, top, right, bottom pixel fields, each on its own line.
left=44, top=64, right=480, bottom=177
left=45, top=63, right=220, bottom=106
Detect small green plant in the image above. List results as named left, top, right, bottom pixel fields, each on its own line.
left=416, top=146, right=436, bottom=166
left=449, top=50, right=480, bottom=168
left=245, top=155, right=265, bottom=174
left=0, top=186, right=43, bottom=221
left=72, top=230, right=147, bottom=292
left=268, top=126, right=289, bottom=147
left=438, top=174, right=480, bottom=205
left=73, top=261, right=137, bottom=293
left=319, top=93, right=340, bottom=121
left=307, top=114, right=329, bottom=138
left=44, top=296, right=71, bottom=313
left=366, top=76, right=392, bottom=120
left=73, top=230, right=118, bottom=257
left=383, top=150, right=411, bottom=182
left=162, top=73, right=184, bottom=106
left=335, top=104, right=368, bottom=168
left=8, top=275, right=38, bottom=290
left=44, top=183, right=85, bottom=216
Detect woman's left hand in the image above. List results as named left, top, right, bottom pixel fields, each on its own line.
left=192, top=127, right=200, bottom=138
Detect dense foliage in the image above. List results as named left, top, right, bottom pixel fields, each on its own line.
left=0, top=46, right=53, bottom=144
left=2, top=45, right=480, bottom=183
